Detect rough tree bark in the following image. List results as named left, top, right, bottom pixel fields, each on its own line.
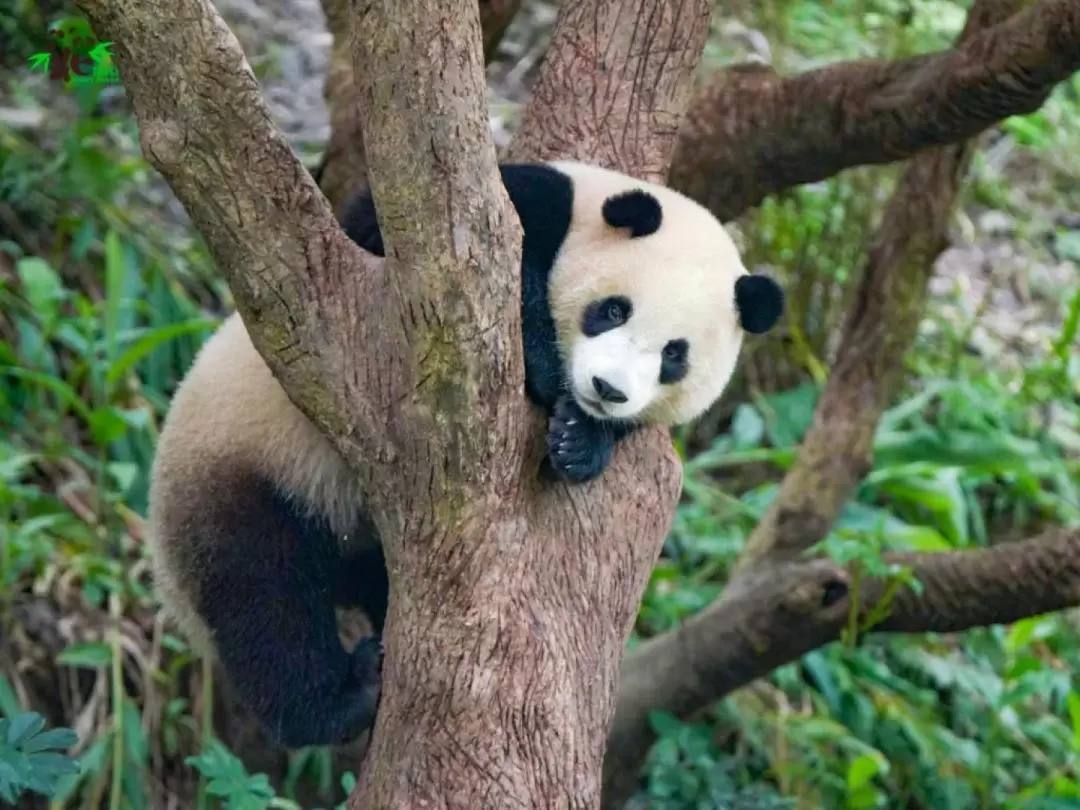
left=602, top=0, right=1080, bottom=804
left=316, top=0, right=522, bottom=214
left=670, top=0, right=1080, bottom=222
left=72, top=0, right=710, bottom=808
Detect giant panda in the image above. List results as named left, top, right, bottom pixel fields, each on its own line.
left=147, top=160, right=785, bottom=749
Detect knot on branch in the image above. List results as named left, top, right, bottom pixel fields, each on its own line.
left=139, top=119, right=188, bottom=172
left=776, top=565, right=853, bottom=618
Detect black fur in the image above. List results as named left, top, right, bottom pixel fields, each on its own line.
left=182, top=468, right=389, bottom=748
left=539, top=395, right=635, bottom=483
left=581, top=295, right=632, bottom=338
left=340, top=163, right=640, bottom=484
left=601, top=189, right=662, bottom=237
left=659, top=339, right=689, bottom=385
left=734, top=274, right=785, bottom=335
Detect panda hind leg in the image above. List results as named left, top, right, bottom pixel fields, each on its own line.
left=188, top=471, right=382, bottom=748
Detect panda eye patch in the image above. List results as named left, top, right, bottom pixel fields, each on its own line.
left=659, top=339, right=689, bottom=385
left=582, top=295, right=632, bottom=337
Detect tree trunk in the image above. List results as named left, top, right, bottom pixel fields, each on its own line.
left=316, top=0, right=522, bottom=214
left=347, top=0, right=709, bottom=804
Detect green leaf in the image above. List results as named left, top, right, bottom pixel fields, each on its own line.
left=104, top=318, right=216, bottom=390
left=647, top=711, right=684, bottom=740
left=15, top=258, right=65, bottom=325
left=20, top=728, right=78, bottom=754
left=1004, top=615, right=1058, bottom=654
left=0, top=368, right=94, bottom=423
left=57, top=642, right=113, bottom=669
left=729, top=404, right=765, bottom=449
left=760, top=383, right=820, bottom=449
left=187, top=740, right=277, bottom=808
left=0, top=711, right=79, bottom=803
left=23, top=751, right=79, bottom=793
left=88, top=407, right=129, bottom=446
left=1068, top=691, right=1080, bottom=752
left=5, top=713, right=44, bottom=747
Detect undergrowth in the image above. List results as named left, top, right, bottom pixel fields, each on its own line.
left=1, top=0, right=1079, bottom=808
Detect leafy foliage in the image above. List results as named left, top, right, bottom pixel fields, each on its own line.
left=0, top=710, right=79, bottom=803
left=1, top=0, right=1079, bottom=808
left=186, top=741, right=356, bottom=810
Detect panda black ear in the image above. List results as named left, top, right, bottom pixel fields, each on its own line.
left=602, top=190, right=662, bottom=237
left=735, top=274, right=784, bottom=335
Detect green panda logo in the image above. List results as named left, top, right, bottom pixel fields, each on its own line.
left=27, top=16, right=120, bottom=88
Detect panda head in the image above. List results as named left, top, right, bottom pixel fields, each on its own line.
left=548, top=161, right=784, bottom=427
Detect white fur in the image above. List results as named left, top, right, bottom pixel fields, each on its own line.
left=147, top=313, right=365, bottom=654
left=549, top=161, right=750, bottom=427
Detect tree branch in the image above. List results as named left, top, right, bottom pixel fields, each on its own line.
left=729, top=0, right=1023, bottom=573
left=345, top=1, right=523, bottom=515
left=71, top=0, right=379, bottom=456
left=729, top=138, right=974, bottom=571
left=317, top=0, right=522, bottom=213
left=605, top=525, right=1080, bottom=807
left=879, top=528, right=1080, bottom=633
left=670, top=0, right=1080, bottom=221
left=75, top=1, right=749, bottom=807
left=345, top=0, right=712, bottom=805
left=502, top=0, right=712, bottom=183
left=74, top=0, right=523, bottom=518
left=626, top=527, right=1080, bottom=716
left=72, top=3, right=528, bottom=804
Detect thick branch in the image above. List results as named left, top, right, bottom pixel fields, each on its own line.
left=731, top=0, right=1021, bottom=573
left=75, top=0, right=524, bottom=522
left=604, top=525, right=1080, bottom=807
left=71, top=0, right=386, bottom=460
left=502, top=0, right=711, bottom=184
left=317, top=0, right=522, bottom=213
left=344, top=0, right=526, bottom=526
left=348, top=0, right=711, bottom=807
left=728, top=145, right=966, bottom=571
left=671, top=0, right=1080, bottom=221
left=879, top=529, right=1080, bottom=632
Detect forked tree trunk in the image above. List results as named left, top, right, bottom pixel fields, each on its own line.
left=71, top=0, right=710, bottom=807
left=315, top=0, right=523, bottom=214
left=346, top=1, right=709, bottom=805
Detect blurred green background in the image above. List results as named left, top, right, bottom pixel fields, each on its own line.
left=1, top=0, right=1079, bottom=808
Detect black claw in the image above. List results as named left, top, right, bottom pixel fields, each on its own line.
left=542, top=394, right=619, bottom=484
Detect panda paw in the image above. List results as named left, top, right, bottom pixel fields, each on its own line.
left=350, top=635, right=384, bottom=683
left=263, top=640, right=383, bottom=748
left=326, top=636, right=384, bottom=742
left=542, top=395, right=615, bottom=484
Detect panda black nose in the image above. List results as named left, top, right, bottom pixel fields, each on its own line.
left=592, top=376, right=628, bottom=404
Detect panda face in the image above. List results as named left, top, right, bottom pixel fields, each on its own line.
left=546, top=161, right=784, bottom=428
left=562, top=270, right=745, bottom=426
left=567, top=294, right=691, bottom=422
